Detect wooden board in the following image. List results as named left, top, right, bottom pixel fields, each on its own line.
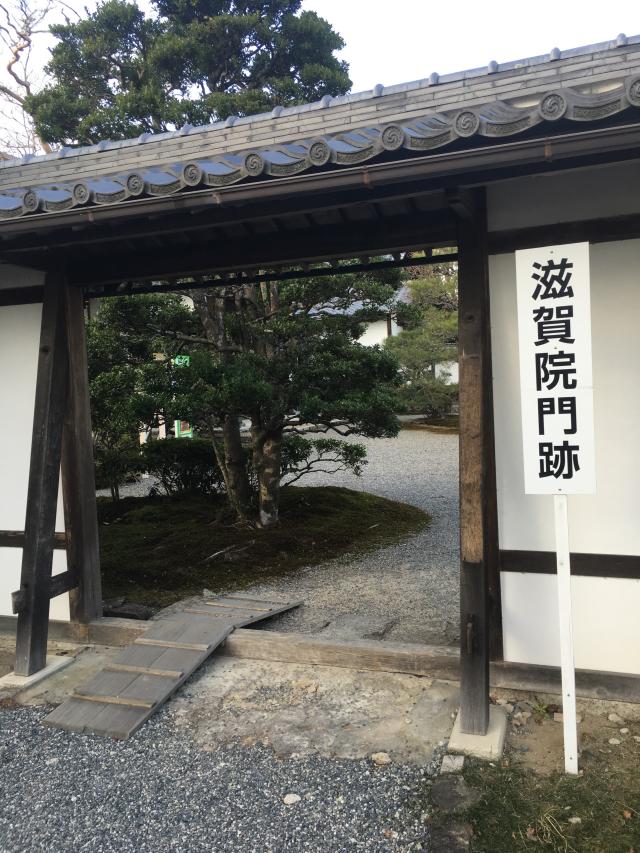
left=43, top=595, right=301, bottom=739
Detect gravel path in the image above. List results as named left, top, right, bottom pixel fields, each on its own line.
left=246, top=430, right=460, bottom=645
left=101, top=430, right=460, bottom=645
left=0, top=705, right=437, bottom=852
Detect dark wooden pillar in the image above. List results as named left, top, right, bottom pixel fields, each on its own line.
left=455, top=187, right=501, bottom=735
left=14, top=276, right=69, bottom=676
left=62, top=285, right=102, bottom=623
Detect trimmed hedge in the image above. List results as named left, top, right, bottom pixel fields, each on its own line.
left=140, top=438, right=223, bottom=496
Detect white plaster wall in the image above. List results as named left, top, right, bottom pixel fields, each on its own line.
left=489, top=237, right=640, bottom=674
left=435, top=361, right=459, bottom=384
left=501, top=573, right=640, bottom=672
left=488, top=161, right=640, bottom=232
left=0, top=264, right=45, bottom=291
left=0, top=297, right=70, bottom=620
left=359, top=317, right=397, bottom=347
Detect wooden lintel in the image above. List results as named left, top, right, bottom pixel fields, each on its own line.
left=67, top=209, right=457, bottom=286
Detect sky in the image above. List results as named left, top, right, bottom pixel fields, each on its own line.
left=1, top=0, right=638, bottom=152
left=302, top=0, right=638, bottom=93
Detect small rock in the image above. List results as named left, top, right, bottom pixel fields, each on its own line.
left=633, top=736, right=640, bottom=743
left=620, top=728, right=629, bottom=734
left=283, top=793, right=301, bottom=805
left=608, top=713, right=624, bottom=724
left=371, top=752, right=391, bottom=766
left=554, top=712, right=564, bottom=723
left=568, top=816, right=581, bottom=825
left=609, top=738, right=621, bottom=745
left=431, top=777, right=482, bottom=813
left=440, top=755, right=465, bottom=774
left=102, top=602, right=153, bottom=620
left=382, top=829, right=399, bottom=840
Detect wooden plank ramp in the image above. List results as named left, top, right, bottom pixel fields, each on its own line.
left=43, top=595, right=301, bottom=739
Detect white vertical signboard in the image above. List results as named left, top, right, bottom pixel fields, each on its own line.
left=515, top=242, right=596, bottom=774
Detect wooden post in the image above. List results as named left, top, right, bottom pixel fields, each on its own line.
left=61, top=285, right=102, bottom=623
left=455, top=187, right=500, bottom=735
left=14, top=275, right=69, bottom=676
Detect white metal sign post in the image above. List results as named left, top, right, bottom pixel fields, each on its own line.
left=515, top=242, right=596, bottom=775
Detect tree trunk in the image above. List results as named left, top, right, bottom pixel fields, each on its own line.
left=252, top=427, right=283, bottom=528
left=210, top=415, right=253, bottom=522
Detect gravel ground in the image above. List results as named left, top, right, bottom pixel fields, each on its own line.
left=0, top=705, right=439, bottom=852
left=100, top=430, right=460, bottom=645
left=246, top=430, right=460, bottom=645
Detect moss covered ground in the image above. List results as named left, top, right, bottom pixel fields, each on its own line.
left=428, top=711, right=640, bottom=852
left=99, top=485, right=430, bottom=609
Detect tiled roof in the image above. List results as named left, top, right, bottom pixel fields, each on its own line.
left=0, top=35, right=639, bottom=219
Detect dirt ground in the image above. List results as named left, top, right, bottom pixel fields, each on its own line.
left=491, top=688, right=640, bottom=775
left=5, top=640, right=459, bottom=764
left=0, top=636, right=15, bottom=678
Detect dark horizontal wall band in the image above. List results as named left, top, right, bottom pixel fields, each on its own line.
left=0, top=530, right=66, bottom=549
left=0, top=287, right=44, bottom=307
left=488, top=212, right=640, bottom=254
left=500, top=549, right=640, bottom=579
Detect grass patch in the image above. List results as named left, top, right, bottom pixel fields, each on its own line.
left=401, top=415, right=459, bottom=433
left=99, top=485, right=430, bottom=609
left=441, top=739, right=640, bottom=852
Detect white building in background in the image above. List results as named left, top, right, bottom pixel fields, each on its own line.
left=357, top=293, right=459, bottom=386
left=358, top=315, right=399, bottom=346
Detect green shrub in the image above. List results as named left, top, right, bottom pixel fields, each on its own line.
left=140, top=438, right=224, bottom=496
left=395, top=378, right=458, bottom=417
left=94, top=437, right=143, bottom=502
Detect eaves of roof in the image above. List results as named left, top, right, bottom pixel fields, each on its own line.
left=0, top=35, right=639, bottom=221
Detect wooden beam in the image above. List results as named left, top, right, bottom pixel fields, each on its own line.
left=500, top=549, right=640, bottom=579
left=0, top=530, right=66, bottom=549
left=67, top=209, right=457, bottom=286
left=11, top=570, right=77, bottom=615
left=488, top=213, right=640, bottom=255
left=61, top=285, right=102, bottom=623
left=455, top=186, right=501, bottom=735
left=14, top=275, right=69, bottom=676
left=4, top=613, right=640, bottom=704
left=0, top=286, right=44, bottom=307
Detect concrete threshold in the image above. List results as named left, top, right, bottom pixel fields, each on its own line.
left=0, top=654, right=72, bottom=689
left=1, top=614, right=640, bottom=704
